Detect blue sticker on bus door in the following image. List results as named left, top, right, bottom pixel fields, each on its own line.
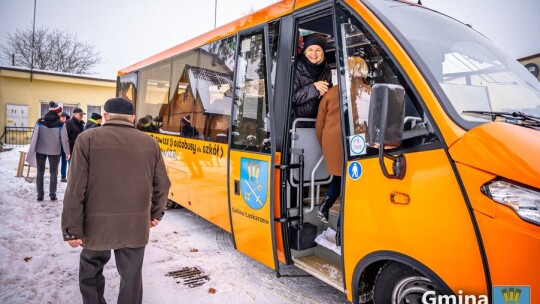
left=348, top=161, right=363, bottom=180
left=240, top=158, right=268, bottom=210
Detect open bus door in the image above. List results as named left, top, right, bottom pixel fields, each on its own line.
left=228, top=25, right=279, bottom=270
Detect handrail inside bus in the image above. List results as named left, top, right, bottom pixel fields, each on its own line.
left=309, top=155, right=331, bottom=213
left=289, top=118, right=333, bottom=213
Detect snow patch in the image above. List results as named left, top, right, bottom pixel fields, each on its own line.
left=315, top=227, right=341, bottom=256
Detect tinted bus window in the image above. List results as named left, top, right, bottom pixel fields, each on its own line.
left=336, top=4, right=439, bottom=158
left=137, top=61, right=171, bottom=129
left=162, top=50, right=200, bottom=134
left=196, top=37, right=236, bottom=142
left=231, top=29, right=270, bottom=153
left=117, top=72, right=138, bottom=107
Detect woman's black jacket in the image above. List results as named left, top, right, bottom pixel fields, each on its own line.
left=291, top=59, right=332, bottom=122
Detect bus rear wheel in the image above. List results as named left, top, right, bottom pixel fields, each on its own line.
left=373, top=262, right=439, bottom=304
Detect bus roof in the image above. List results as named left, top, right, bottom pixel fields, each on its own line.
left=118, top=0, right=319, bottom=76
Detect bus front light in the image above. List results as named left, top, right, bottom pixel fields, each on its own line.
left=481, top=180, right=540, bottom=225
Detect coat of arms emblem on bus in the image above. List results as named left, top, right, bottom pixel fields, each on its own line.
left=240, top=158, right=268, bottom=210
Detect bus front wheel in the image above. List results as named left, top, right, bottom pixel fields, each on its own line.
left=373, top=262, right=439, bottom=303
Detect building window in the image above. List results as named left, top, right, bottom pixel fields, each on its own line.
left=63, top=103, right=79, bottom=117
left=87, top=105, right=101, bottom=117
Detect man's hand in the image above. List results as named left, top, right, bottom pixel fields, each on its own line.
left=67, top=239, right=82, bottom=248
left=66, top=154, right=71, bottom=161
left=150, top=219, right=160, bottom=228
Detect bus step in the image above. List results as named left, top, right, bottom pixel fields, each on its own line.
left=293, top=255, right=344, bottom=292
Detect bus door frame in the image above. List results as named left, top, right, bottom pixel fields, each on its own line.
left=276, top=1, right=347, bottom=278
left=227, top=23, right=280, bottom=272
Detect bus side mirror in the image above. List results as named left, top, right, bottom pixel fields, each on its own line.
left=367, top=84, right=407, bottom=179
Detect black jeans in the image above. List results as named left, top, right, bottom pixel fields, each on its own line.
left=36, top=153, right=60, bottom=198
left=79, top=247, right=145, bottom=304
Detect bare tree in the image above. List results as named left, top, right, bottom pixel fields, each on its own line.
left=0, top=27, right=101, bottom=75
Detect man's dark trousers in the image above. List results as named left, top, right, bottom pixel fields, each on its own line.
left=36, top=153, right=60, bottom=198
left=79, top=247, right=145, bottom=304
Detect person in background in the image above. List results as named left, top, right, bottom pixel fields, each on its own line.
left=59, top=112, right=70, bottom=182
left=291, top=33, right=333, bottom=124
left=85, top=112, right=102, bottom=129
left=144, top=114, right=160, bottom=132
left=137, top=116, right=157, bottom=133
left=180, top=115, right=199, bottom=138
left=26, top=101, right=70, bottom=201
left=62, top=97, right=171, bottom=304
left=66, top=108, right=85, bottom=156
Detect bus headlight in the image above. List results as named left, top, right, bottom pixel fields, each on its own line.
left=481, top=180, right=540, bottom=225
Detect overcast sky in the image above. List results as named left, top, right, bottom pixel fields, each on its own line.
left=1, top=0, right=539, bottom=79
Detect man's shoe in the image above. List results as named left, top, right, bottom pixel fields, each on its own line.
left=37, top=196, right=44, bottom=201
left=317, top=197, right=331, bottom=223
left=50, top=195, right=57, bottom=201
left=60, top=178, right=67, bottom=183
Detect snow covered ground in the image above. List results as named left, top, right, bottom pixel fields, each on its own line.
left=0, top=146, right=345, bottom=303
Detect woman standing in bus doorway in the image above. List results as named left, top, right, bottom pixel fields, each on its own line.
left=316, top=56, right=370, bottom=246
left=291, top=33, right=333, bottom=123
left=315, top=85, right=342, bottom=228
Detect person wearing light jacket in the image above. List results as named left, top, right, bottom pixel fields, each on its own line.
left=26, top=101, right=70, bottom=201
left=85, top=112, right=102, bottom=129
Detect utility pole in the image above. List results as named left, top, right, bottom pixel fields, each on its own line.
left=214, top=0, right=217, bottom=29
left=30, top=0, right=37, bottom=82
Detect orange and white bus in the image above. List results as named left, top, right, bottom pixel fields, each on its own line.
left=117, top=0, right=540, bottom=302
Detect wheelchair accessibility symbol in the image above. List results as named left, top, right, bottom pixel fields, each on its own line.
left=240, top=158, right=268, bottom=210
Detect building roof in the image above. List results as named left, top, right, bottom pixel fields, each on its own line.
left=0, top=65, right=115, bottom=82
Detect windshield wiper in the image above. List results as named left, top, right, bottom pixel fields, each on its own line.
left=462, top=110, right=540, bottom=126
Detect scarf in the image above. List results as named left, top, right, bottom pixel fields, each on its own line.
left=300, top=55, right=327, bottom=81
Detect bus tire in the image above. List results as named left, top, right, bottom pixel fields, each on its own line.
left=373, top=262, right=439, bottom=303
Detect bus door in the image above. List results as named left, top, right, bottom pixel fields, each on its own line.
left=228, top=25, right=278, bottom=270
left=335, top=2, right=487, bottom=300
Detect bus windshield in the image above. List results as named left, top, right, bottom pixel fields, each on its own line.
left=367, top=0, right=540, bottom=129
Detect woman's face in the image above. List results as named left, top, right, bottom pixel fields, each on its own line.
left=304, top=45, right=324, bottom=65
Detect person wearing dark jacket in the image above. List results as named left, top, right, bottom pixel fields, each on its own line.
left=65, top=107, right=85, bottom=154
left=62, top=97, right=171, bottom=304
left=59, top=112, right=70, bottom=182
left=136, top=116, right=156, bottom=133
left=85, top=112, right=102, bottom=129
left=26, top=102, right=70, bottom=201
left=292, top=33, right=333, bottom=124
left=180, top=115, right=199, bottom=138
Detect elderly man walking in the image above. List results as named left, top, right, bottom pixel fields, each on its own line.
left=61, top=97, right=171, bottom=304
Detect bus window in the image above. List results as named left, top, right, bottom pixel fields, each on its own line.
left=162, top=50, right=200, bottom=134
left=117, top=72, right=138, bottom=106
left=137, top=61, right=171, bottom=130
left=231, top=29, right=270, bottom=153
left=268, top=20, right=280, bottom=99
left=195, top=37, right=236, bottom=142
left=336, top=4, right=440, bottom=159
left=162, top=37, right=236, bottom=142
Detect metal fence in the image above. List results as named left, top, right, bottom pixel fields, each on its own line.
left=1, top=127, right=35, bottom=146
